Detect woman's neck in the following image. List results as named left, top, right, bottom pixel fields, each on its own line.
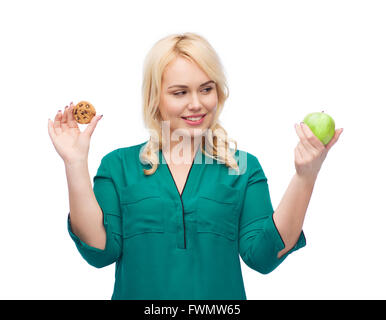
left=162, top=136, right=201, bottom=166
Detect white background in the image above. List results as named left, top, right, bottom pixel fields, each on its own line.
left=0, top=0, right=385, bottom=299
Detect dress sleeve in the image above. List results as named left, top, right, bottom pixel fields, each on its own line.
left=67, top=154, right=123, bottom=268
left=238, top=154, right=306, bottom=274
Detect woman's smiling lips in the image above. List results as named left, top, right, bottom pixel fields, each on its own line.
left=181, top=113, right=206, bottom=125
left=181, top=113, right=206, bottom=119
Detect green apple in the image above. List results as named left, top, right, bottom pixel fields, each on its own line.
left=303, top=111, right=335, bottom=145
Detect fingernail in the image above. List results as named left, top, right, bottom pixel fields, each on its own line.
left=99, top=114, right=103, bottom=119
left=65, top=105, right=68, bottom=109
left=58, top=110, right=61, bottom=113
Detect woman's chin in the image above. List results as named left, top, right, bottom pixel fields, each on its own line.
left=172, top=127, right=206, bottom=139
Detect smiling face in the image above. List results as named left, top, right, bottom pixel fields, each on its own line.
left=158, top=56, right=218, bottom=150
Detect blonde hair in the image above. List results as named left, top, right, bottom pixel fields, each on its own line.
left=140, top=32, right=239, bottom=175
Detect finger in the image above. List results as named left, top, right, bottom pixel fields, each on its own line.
left=61, top=105, right=69, bottom=131
left=300, top=122, right=325, bottom=151
left=67, top=102, right=79, bottom=129
left=295, top=141, right=304, bottom=161
left=295, top=123, right=315, bottom=153
left=296, top=140, right=307, bottom=160
left=83, top=114, right=102, bottom=137
left=54, top=110, right=63, bottom=135
left=326, top=128, right=343, bottom=152
left=48, top=118, right=56, bottom=140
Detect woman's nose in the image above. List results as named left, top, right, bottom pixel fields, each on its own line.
left=188, top=93, right=202, bottom=109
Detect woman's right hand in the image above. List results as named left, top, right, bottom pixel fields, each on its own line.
left=48, top=102, right=103, bottom=164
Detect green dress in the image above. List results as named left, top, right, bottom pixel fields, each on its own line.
left=68, top=141, right=306, bottom=299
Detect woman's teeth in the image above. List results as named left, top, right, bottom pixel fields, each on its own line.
left=183, top=115, right=204, bottom=121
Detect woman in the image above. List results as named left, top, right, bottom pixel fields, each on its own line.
left=47, top=32, right=343, bottom=300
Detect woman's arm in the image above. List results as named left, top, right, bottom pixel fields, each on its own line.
left=273, top=122, right=343, bottom=258
left=48, top=103, right=106, bottom=250
left=273, top=173, right=315, bottom=258
left=66, top=160, right=106, bottom=250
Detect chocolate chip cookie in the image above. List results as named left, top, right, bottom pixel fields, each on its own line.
left=72, top=101, right=96, bottom=124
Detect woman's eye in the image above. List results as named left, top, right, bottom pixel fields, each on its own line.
left=174, top=87, right=213, bottom=96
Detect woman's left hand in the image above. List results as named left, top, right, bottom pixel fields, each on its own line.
left=294, top=122, right=343, bottom=181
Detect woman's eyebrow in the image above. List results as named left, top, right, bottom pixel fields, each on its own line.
left=168, top=80, right=215, bottom=89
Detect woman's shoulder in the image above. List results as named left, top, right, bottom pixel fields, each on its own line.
left=233, top=148, right=265, bottom=174
left=233, top=147, right=257, bottom=159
